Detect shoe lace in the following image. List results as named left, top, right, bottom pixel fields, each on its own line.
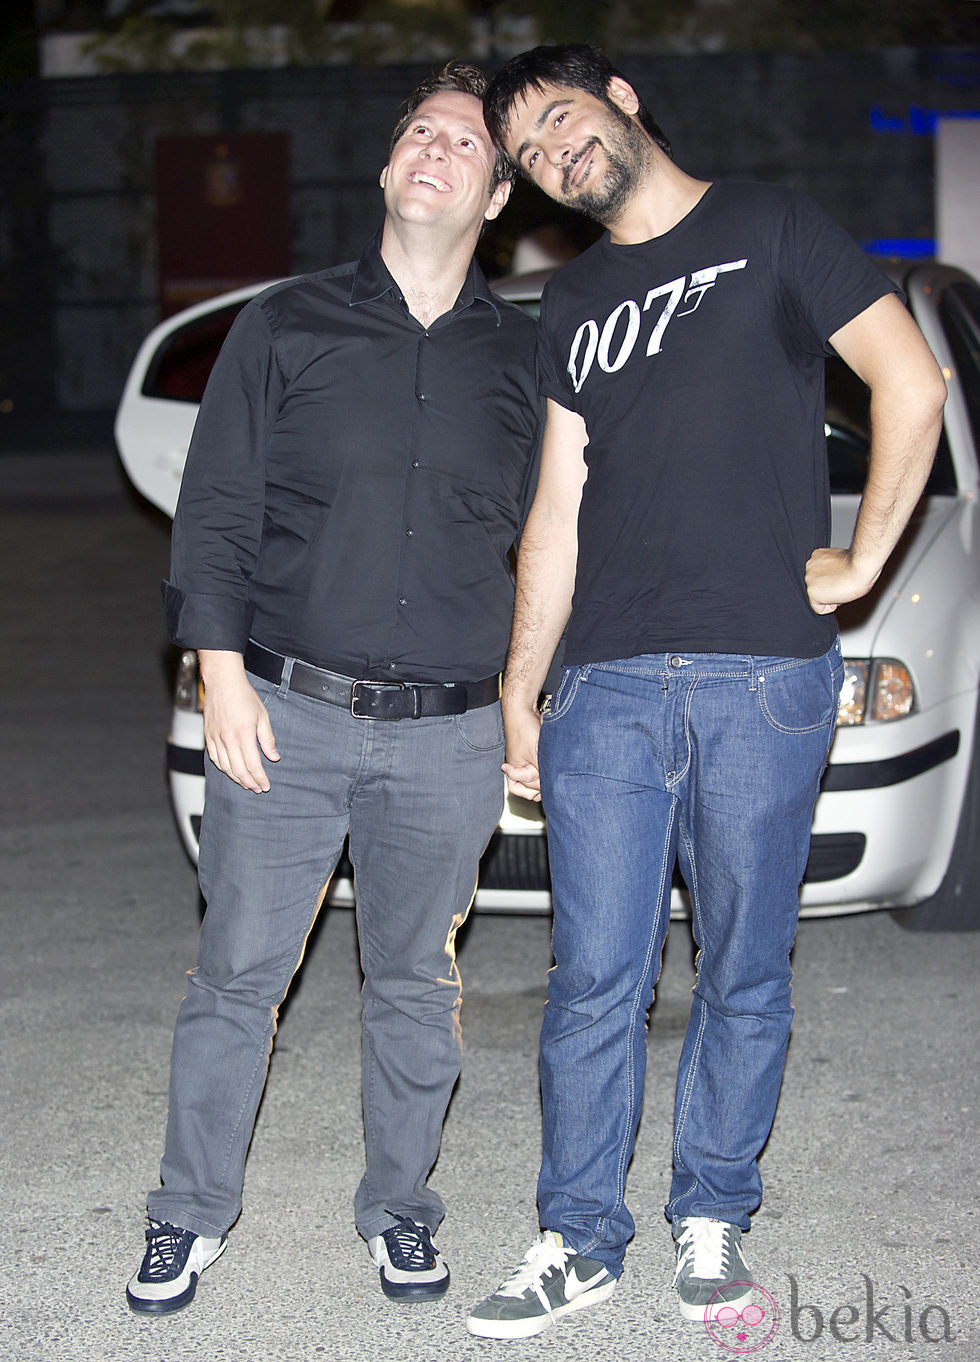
left=142, top=1219, right=191, bottom=1281
left=673, top=1218, right=730, bottom=1285
left=495, top=1234, right=572, bottom=1301
left=382, top=1212, right=439, bottom=1271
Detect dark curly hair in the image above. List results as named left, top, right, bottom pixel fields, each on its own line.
left=389, top=61, right=511, bottom=190
left=484, top=44, right=671, bottom=175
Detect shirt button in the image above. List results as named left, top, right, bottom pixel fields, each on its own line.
left=398, top=597, right=407, bottom=606
left=406, top=528, right=414, bottom=537
left=417, top=392, right=426, bottom=401
left=412, top=460, right=420, bottom=469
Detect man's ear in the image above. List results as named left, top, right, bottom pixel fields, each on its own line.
left=484, top=178, right=513, bottom=223
left=606, top=76, right=640, bottom=117
left=379, top=164, right=389, bottom=189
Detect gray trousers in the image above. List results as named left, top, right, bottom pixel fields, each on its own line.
left=146, top=665, right=505, bottom=1242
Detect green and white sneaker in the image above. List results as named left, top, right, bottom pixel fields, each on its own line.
left=466, top=1230, right=616, bottom=1339
left=672, top=1216, right=752, bottom=1322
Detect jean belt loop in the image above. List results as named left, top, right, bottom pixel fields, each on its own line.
left=278, top=655, right=295, bottom=698
left=748, top=655, right=758, bottom=692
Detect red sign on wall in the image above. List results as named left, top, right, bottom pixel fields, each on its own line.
left=155, top=132, right=291, bottom=317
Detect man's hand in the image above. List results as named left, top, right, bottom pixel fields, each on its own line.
left=805, top=546, right=881, bottom=615
left=199, top=649, right=280, bottom=792
left=501, top=699, right=544, bottom=801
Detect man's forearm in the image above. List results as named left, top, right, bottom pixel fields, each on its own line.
left=808, top=295, right=949, bottom=613
left=500, top=399, right=587, bottom=799
left=503, top=505, right=577, bottom=710
left=503, top=396, right=588, bottom=718
left=848, top=389, right=945, bottom=584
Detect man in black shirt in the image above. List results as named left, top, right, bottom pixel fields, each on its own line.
left=126, top=63, right=539, bottom=1315
left=465, top=45, right=947, bottom=1340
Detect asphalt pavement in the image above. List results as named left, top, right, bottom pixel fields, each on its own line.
left=1, top=449, right=978, bottom=1362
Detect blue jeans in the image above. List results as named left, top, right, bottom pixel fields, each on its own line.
left=536, top=643, right=842, bottom=1274
left=146, top=663, right=505, bottom=1242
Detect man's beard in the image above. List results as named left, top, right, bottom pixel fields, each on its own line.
left=559, top=113, right=651, bottom=225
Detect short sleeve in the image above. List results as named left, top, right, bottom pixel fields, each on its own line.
left=780, top=190, right=901, bottom=356
left=536, top=280, right=579, bottom=411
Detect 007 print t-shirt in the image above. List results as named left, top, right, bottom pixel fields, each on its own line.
left=537, top=180, right=899, bottom=663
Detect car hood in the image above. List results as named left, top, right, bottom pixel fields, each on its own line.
left=830, top=494, right=961, bottom=655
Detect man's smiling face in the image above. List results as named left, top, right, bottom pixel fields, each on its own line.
left=381, top=90, right=509, bottom=235
left=503, top=79, right=651, bottom=225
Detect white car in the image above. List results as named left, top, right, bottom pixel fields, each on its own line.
left=116, top=262, right=980, bottom=929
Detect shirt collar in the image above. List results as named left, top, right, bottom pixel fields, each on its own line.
left=349, top=230, right=502, bottom=326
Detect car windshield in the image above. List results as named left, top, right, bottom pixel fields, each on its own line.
left=141, top=301, right=247, bottom=404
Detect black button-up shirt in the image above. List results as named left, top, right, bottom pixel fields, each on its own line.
left=163, top=234, right=540, bottom=682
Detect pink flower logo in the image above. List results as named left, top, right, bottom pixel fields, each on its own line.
left=703, top=1281, right=780, bottom=1352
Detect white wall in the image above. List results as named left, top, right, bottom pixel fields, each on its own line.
left=936, top=118, right=980, bottom=279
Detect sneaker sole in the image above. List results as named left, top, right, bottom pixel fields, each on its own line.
left=126, top=1238, right=227, bottom=1315
left=379, top=1267, right=450, bottom=1303
left=466, top=1278, right=616, bottom=1339
left=677, top=1280, right=753, bottom=1323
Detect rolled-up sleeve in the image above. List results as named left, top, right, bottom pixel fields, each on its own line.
left=162, top=300, right=284, bottom=651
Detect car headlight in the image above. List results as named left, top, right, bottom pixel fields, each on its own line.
left=836, top=658, right=915, bottom=726
left=173, top=649, right=204, bottom=712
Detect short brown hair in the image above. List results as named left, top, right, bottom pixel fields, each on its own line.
left=389, top=61, right=510, bottom=190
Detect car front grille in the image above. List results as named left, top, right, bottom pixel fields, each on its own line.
left=480, top=831, right=552, bottom=891
left=802, top=833, right=866, bottom=882
left=478, top=830, right=866, bottom=892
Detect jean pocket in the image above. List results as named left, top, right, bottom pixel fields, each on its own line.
left=246, top=670, right=285, bottom=714
left=757, top=653, right=839, bottom=735
left=540, top=666, right=585, bottom=723
left=455, top=701, right=505, bottom=752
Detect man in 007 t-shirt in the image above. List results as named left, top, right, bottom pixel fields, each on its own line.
left=465, top=44, right=948, bottom=1341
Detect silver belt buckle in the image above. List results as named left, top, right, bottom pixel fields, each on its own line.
left=350, top=679, right=412, bottom=720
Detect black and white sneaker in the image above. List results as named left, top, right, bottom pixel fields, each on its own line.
left=467, top=1231, right=616, bottom=1339
left=672, top=1216, right=752, bottom=1322
left=368, top=1212, right=450, bottom=1301
left=126, top=1218, right=227, bottom=1315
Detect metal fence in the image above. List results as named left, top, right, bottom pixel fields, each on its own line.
left=1, top=48, right=977, bottom=423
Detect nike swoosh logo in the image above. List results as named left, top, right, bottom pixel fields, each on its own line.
left=565, top=1264, right=608, bottom=1300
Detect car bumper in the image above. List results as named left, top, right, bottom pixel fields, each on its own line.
left=801, top=692, right=975, bottom=913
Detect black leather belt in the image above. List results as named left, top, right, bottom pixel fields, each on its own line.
left=243, top=641, right=500, bottom=721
